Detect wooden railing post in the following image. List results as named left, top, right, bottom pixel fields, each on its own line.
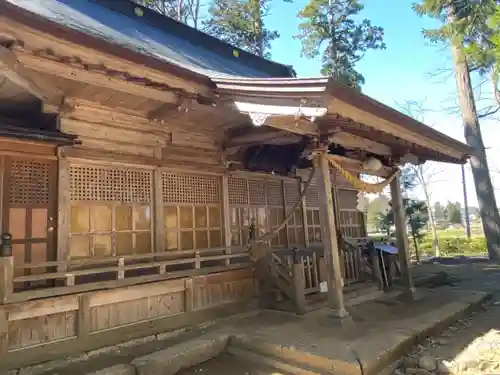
left=77, top=294, right=91, bottom=338
left=0, top=233, right=14, bottom=303
left=184, top=279, right=194, bottom=313
left=292, top=249, right=306, bottom=315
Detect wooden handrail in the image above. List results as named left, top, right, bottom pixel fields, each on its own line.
left=13, top=252, right=248, bottom=283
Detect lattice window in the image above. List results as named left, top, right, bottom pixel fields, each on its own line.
left=10, top=159, right=50, bottom=204
left=306, top=208, right=322, bottom=244
left=70, top=165, right=152, bottom=203
left=162, top=172, right=223, bottom=251
left=248, top=178, right=266, bottom=206
left=162, top=173, right=220, bottom=204
left=286, top=207, right=305, bottom=247
left=266, top=179, right=283, bottom=207
left=228, top=176, right=249, bottom=205
left=305, top=180, right=320, bottom=208
left=283, top=180, right=301, bottom=207
left=337, top=189, right=365, bottom=239
left=68, top=164, right=153, bottom=259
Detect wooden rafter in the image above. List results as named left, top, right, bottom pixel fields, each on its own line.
left=0, top=44, right=63, bottom=106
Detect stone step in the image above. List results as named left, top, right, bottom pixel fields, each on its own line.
left=227, top=346, right=322, bottom=375
left=131, top=332, right=231, bottom=375
left=229, top=334, right=362, bottom=375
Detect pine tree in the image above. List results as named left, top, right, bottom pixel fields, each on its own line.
left=202, top=0, right=279, bottom=58
left=296, top=0, right=385, bottom=88
left=413, top=0, right=500, bottom=261
left=133, top=0, right=202, bottom=28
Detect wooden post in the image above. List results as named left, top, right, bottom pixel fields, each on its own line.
left=390, top=174, right=415, bottom=296
left=221, top=175, right=232, bottom=266
left=153, top=168, right=165, bottom=253
left=77, top=294, right=91, bottom=338
left=117, top=258, right=125, bottom=279
left=0, top=306, right=7, bottom=353
left=300, top=180, right=310, bottom=248
left=316, top=153, right=349, bottom=320
left=184, top=278, right=194, bottom=313
left=57, top=154, right=70, bottom=272
left=292, top=250, right=306, bottom=314
left=0, top=233, right=13, bottom=303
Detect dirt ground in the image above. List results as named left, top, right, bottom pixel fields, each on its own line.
left=390, top=258, right=500, bottom=375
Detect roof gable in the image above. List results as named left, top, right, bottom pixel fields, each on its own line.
left=6, top=0, right=294, bottom=79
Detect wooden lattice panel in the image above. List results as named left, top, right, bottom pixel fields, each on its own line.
left=10, top=159, right=50, bottom=204
left=228, top=176, right=249, bottom=205
left=70, top=165, right=152, bottom=203
left=283, top=180, right=301, bottom=206
left=248, top=179, right=266, bottom=206
left=162, top=172, right=220, bottom=204
left=266, top=179, right=283, bottom=207
left=337, top=189, right=357, bottom=210
left=305, top=179, right=320, bottom=208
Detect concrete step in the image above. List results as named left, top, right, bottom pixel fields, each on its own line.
left=227, top=345, right=322, bottom=375
left=229, top=335, right=362, bottom=375
left=131, top=332, right=231, bottom=375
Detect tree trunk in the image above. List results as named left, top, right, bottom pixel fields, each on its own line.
left=418, top=167, right=439, bottom=257
left=450, top=41, right=500, bottom=261
left=249, top=0, right=263, bottom=56
left=461, top=163, right=472, bottom=238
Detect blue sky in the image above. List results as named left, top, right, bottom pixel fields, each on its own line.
left=265, top=0, right=500, bottom=207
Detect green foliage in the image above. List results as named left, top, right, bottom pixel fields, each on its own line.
left=413, top=0, right=499, bottom=77
left=418, top=234, right=486, bottom=255
left=203, top=0, right=279, bottom=57
left=295, top=0, right=385, bottom=88
left=446, top=201, right=462, bottom=224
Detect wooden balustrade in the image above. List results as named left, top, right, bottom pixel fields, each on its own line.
left=1, top=244, right=250, bottom=303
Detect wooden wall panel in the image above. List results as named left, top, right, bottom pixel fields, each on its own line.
left=8, top=311, right=76, bottom=350
left=89, top=292, right=184, bottom=331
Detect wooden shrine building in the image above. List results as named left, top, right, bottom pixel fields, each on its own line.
left=0, top=0, right=470, bottom=371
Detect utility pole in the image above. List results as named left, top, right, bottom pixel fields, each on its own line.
left=462, top=163, right=471, bottom=238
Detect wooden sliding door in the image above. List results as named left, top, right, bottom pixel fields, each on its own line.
left=1, top=156, right=58, bottom=285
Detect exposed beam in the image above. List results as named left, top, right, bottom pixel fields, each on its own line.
left=327, top=98, right=465, bottom=161
left=266, top=116, right=319, bottom=136
left=17, top=52, right=179, bottom=104
left=0, top=45, right=63, bottom=104
left=328, top=131, right=392, bottom=156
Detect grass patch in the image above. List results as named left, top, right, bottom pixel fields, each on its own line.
left=414, top=229, right=487, bottom=257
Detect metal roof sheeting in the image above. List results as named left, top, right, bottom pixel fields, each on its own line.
left=6, top=0, right=293, bottom=79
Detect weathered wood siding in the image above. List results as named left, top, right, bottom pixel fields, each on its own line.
left=1, top=268, right=254, bottom=370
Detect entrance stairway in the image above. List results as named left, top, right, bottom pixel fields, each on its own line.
left=255, top=238, right=377, bottom=314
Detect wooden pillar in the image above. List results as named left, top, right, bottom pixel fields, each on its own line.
left=390, top=173, right=414, bottom=295
left=300, top=179, right=309, bottom=248
left=222, top=175, right=232, bottom=265
left=57, top=152, right=70, bottom=270
left=153, top=168, right=165, bottom=253
left=316, top=153, right=349, bottom=319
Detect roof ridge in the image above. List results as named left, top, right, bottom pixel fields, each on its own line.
left=91, top=0, right=295, bottom=78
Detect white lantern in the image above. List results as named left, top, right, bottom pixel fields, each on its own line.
left=362, top=157, right=382, bottom=172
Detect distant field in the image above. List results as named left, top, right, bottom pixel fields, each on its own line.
left=368, top=223, right=487, bottom=257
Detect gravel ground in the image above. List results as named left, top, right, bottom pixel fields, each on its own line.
left=390, top=258, right=500, bottom=375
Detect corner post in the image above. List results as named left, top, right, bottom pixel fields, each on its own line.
left=0, top=233, right=13, bottom=303
left=390, top=173, right=415, bottom=296
left=316, top=152, right=349, bottom=320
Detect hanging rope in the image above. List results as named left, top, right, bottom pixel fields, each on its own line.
left=326, top=155, right=399, bottom=194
